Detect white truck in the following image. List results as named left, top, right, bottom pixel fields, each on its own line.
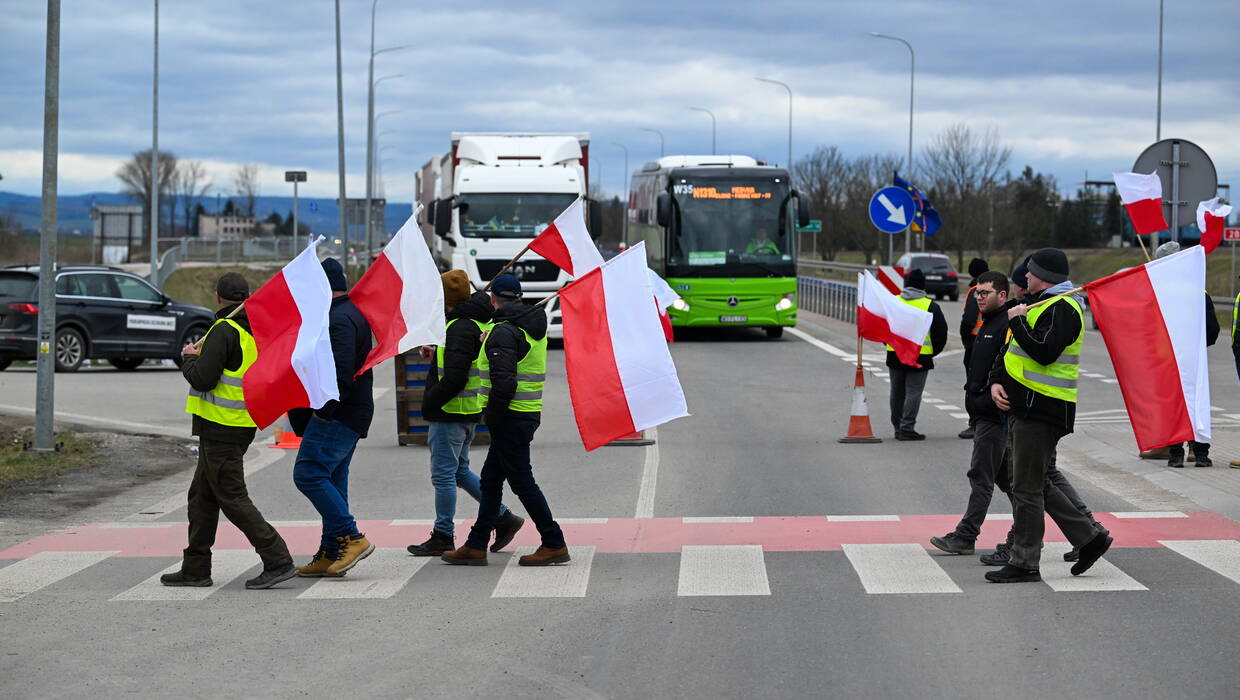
left=417, top=132, right=598, bottom=340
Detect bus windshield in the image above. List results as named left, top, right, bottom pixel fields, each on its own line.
left=458, top=193, right=577, bottom=238
left=668, top=178, right=793, bottom=277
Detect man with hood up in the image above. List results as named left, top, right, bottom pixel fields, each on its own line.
left=441, top=274, right=569, bottom=567
left=407, top=270, right=525, bottom=556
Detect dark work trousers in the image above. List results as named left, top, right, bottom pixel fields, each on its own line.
left=888, top=366, right=928, bottom=434
left=996, top=429, right=1103, bottom=548
left=1169, top=441, right=1210, bottom=459
left=183, top=437, right=291, bottom=577
left=1008, top=415, right=1099, bottom=570
left=465, top=418, right=565, bottom=551
left=953, top=418, right=1013, bottom=540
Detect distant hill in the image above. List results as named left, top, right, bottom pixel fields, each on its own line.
left=0, top=191, right=415, bottom=237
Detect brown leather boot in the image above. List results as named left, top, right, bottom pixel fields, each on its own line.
left=518, top=546, right=571, bottom=567
left=440, top=546, right=488, bottom=566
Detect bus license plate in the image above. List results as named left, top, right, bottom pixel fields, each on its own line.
left=719, top=315, right=748, bottom=323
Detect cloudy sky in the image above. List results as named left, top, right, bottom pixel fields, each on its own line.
left=2, top=0, right=1237, bottom=201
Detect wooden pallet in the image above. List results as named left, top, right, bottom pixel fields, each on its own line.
left=394, top=352, right=490, bottom=446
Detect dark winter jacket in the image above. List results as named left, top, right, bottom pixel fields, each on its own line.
left=289, top=294, right=374, bottom=438
left=885, top=289, right=949, bottom=371
left=423, top=292, right=494, bottom=423
left=989, top=286, right=1083, bottom=435
left=964, top=299, right=1016, bottom=424
left=1203, top=293, right=1220, bottom=347
left=182, top=304, right=257, bottom=445
left=483, top=301, right=548, bottom=425
left=960, top=282, right=982, bottom=366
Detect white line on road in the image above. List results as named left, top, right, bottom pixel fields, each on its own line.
left=933, top=404, right=962, bottom=411
left=112, top=550, right=258, bottom=601
left=388, top=519, right=435, bottom=527
left=1101, top=378, right=1119, bottom=384
left=634, top=427, right=660, bottom=519
left=843, top=543, right=961, bottom=594
left=924, top=398, right=943, bottom=404
left=937, top=349, right=964, bottom=358
left=827, top=514, right=900, bottom=522
left=491, top=546, right=595, bottom=598
left=1039, top=542, right=1147, bottom=592
left=949, top=413, right=970, bottom=419
left=558, top=518, right=610, bottom=525
left=123, top=446, right=289, bottom=522
left=1109, top=511, right=1188, bottom=519
left=786, top=327, right=851, bottom=357
left=1159, top=540, right=1240, bottom=584
left=0, top=551, right=118, bottom=603
left=298, top=549, right=425, bottom=599
left=682, top=516, right=754, bottom=524
left=677, top=545, right=771, bottom=596
left=0, top=404, right=183, bottom=438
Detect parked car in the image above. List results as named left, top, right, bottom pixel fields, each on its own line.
left=0, top=266, right=215, bottom=372
left=894, top=253, right=960, bottom=301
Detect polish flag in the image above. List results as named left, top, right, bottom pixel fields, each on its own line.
left=1085, top=245, right=1210, bottom=451
left=560, top=242, right=689, bottom=451
left=1196, top=197, right=1233, bottom=254
left=856, top=270, right=932, bottom=368
left=528, top=197, right=604, bottom=277
left=1114, top=171, right=1169, bottom=236
left=351, top=212, right=446, bottom=376
left=243, top=236, right=339, bottom=430
left=649, top=269, right=678, bottom=342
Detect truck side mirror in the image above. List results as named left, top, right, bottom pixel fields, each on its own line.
left=433, top=198, right=452, bottom=237
left=587, top=199, right=604, bottom=241
left=793, top=190, right=811, bottom=228
left=656, top=193, right=672, bottom=228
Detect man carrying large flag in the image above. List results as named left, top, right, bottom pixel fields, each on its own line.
left=884, top=269, right=947, bottom=440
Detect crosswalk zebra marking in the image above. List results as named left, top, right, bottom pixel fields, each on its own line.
left=298, top=549, right=426, bottom=599
left=112, top=550, right=258, bottom=601
left=1159, top=540, right=1240, bottom=585
left=1110, top=512, right=1187, bottom=519
left=843, top=543, right=961, bottom=594
left=677, top=545, right=771, bottom=596
left=682, top=516, right=755, bottom=524
left=1039, top=542, right=1147, bottom=592
left=827, top=514, right=900, bottom=522
left=0, top=551, right=118, bottom=603
left=491, top=546, right=595, bottom=598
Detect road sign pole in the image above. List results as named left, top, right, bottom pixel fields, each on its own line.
left=293, top=181, right=299, bottom=250
left=35, top=0, right=61, bottom=452
left=1169, top=140, right=1181, bottom=243
left=1231, top=240, right=1235, bottom=301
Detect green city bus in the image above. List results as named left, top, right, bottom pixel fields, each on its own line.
left=626, top=155, right=810, bottom=338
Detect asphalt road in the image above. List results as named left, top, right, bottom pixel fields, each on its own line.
left=1, top=311, right=1239, bottom=699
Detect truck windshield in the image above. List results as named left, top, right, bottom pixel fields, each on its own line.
left=667, top=178, right=793, bottom=277
left=458, top=193, right=578, bottom=238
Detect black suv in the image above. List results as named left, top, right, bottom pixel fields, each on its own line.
left=894, top=253, right=960, bottom=301
left=0, top=266, right=215, bottom=372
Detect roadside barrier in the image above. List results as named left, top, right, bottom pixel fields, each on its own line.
left=797, top=277, right=857, bottom=324
left=838, top=365, right=882, bottom=444
left=269, top=415, right=302, bottom=449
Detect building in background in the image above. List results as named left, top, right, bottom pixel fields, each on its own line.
left=196, top=213, right=274, bottom=239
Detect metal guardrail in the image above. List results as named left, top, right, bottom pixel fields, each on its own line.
left=797, top=276, right=857, bottom=323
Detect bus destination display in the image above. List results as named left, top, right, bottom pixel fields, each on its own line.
left=674, top=183, right=775, bottom=200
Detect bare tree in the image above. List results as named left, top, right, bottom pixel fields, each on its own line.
left=793, top=146, right=847, bottom=260
left=116, top=149, right=178, bottom=235
left=174, top=161, right=212, bottom=237
left=233, top=163, right=261, bottom=218
left=920, top=123, right=1011, bottom=268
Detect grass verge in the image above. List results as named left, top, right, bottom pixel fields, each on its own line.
left=163, top=265, right=281, bottom=308
left=0, top=427, right=97, bottom=493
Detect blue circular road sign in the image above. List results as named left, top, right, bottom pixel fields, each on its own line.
left=868, top=186, right=916, bottom=234
left=309, top=201, right=319, bottom=213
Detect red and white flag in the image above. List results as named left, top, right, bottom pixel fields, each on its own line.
left=1085, top=245, right=1210, bottom=450
left=1114, top=171, right=1169, bottom=236
left=560, top=242, right=689, bottom=451
left=856, top=270, right=932, bottom=367
left=649, top=269, right=678, bottom=342
left=351, top=212, right=446, bottom=376
left=528, top=197, right=604, bottom=278
left=1196, top=197, right=1233, bottom=254
left=243, top=236, right=338, bottom=430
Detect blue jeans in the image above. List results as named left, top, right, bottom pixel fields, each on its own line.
left=293, top=416, right=361, bottom=554
left=427, top=421, right=506, bottom=537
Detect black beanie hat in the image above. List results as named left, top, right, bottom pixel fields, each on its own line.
left=321, top=258, right=348, bottom=292
left=1026, top=248, right=1069, bottom=285
left=967, top=257, right=989, bottom=278
left=904, top=268, right=926, bottom=291
left=1011, top=263, right=1029, bottom=290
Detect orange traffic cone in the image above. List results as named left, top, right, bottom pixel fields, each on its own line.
left=606, top=430, right=656, bottom=447
left=269, top=414, right=303, bottom=449
left=838, top=365, right=882, bottom=444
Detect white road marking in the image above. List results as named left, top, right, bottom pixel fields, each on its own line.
left=949, top=413, right=970, bottom=419
left=1109, top=511, right=1187, bottom=519
left=843, top=543, right=961, bottom=594
left=1083, top=373, right=1106, bottom=378
left=1077, top=409, right=1129, bottom=417
left=936, top=349, right=964, bottom=359
left=677, top=545, right=770, bottom=596
left=491, top=546, right=595, bottom=598
left=827, top=514, right=900, bottom=522
left=682, top=516, right=754, bottom=524
left=558, top=518, right=610, bottom=525
left=1224, top=414, right=1240, bottom=422
left=112, top=550, right=257, bottom=601
left=985, top=513, right=1014, bottom=520
left=0, top=551, right=118, bottom=603
left=0, top=404, right=183, bottom=438
left=786, top=327, right=851, bottom=357
left=388, top=519, right=435, bottom=527
left=1159, top=540, right=1240, bottom=584
left=1039, top=542, right=1147, bottom=592
left=634, top=427, right=660, bottom=519
left=297, top=549, right=424, bottom=599
left=123, top=446, right=289, bottom=522
left=268, top=520, right=322, bottom=528
left=934, top=404, right=962, bottom=411
left=924, top=398, right=944, bottom=404
left=1101, top=378, right=1119, bottom=384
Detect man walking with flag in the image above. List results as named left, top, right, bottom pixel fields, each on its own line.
left=442, top=274, right=569, bottom=567
left=887, top=269, right=947, bottom=440
left=986, top=248, right=1112, bottom=583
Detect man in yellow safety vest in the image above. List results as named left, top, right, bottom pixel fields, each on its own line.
left=886, top=268, right=947, bottom=440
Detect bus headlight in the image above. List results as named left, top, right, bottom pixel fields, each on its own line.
left=775, top=295, right=794, bottom=311
left=672, top=298, right=689, bottom=312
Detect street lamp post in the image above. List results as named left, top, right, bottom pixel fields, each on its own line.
left=150, top=0, right=160, bottom=286
left=34, top=0, right=61, bottom=452
left=367, top=108, right=403, bottom=257
left=869, top=32, right=915, bottom=256
left=755, top=77, right=792, bottom=176
left=689, top=107, right=716, bottom=155
left=334, top=0, right=348, bottom=276
left=1156, top=0, right=1164, bottom=140
left=285, top=170, right=307, bottom=249
left=365, top=0, right=411, bottom=271
left=640, top=127, right=665, bottom=158
left=613, top=142, right=628, bottom=244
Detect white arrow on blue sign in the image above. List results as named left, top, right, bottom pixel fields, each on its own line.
left=868, top=186, right=916, bottom=234
left=309, top=201, right=319, bottom=213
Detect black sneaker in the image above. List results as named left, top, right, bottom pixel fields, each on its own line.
left=929, top=532, right=975, bottom=555
left=985, top=565, right=1041, bottom=583
left=896, top=430, right=926, bottom=441
left=1195, top=456, right=1213, bottom=468
left=979, top=548, right=1010, bottom=566
left=490, top=511, right=526, bottom=553
left=245, top=563, right=298, bottom=590
left=160, top=571, right=212, bottom=587
left=1070, top=532, right=1113, bottom=576
left=1063, top=547, right=1080, bottom=562
left=958, top=427, right=975, bottom=440
left=1168, top=454, right=1185, bottom=468
left=407, top=530, right=454, bottom=557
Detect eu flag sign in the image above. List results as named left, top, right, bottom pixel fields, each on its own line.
left=893, top=172, right=941, bottom=236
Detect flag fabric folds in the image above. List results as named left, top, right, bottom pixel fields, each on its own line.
left=893, top=172, right=941, bottom=236
left=1113, top=171, right=1169, bottom=236
left=559, top=242, right=689, bottom=451
left=351, top=213, right=446, bottom=376
left=528, top=197, right=604, bottom=278
left=1085, top=245, right=1211, bottom=451
left=243, top=236, right=339, bottom=430
left=648, top=269, right=678, bottom=342
left=856, top=270, right=933, bottom=368
left=1196, top=197, right=1233, bottom=254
